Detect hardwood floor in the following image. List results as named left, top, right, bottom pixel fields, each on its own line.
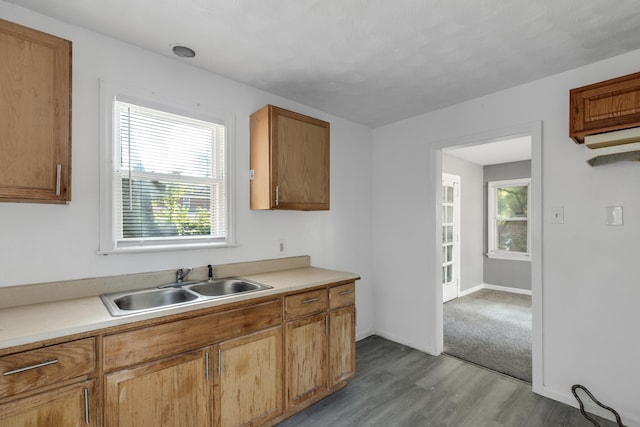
left=277, top=335, right=617, bottom=427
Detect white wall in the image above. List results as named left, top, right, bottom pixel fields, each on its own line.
left=372, top=50, right=640, bottom=425
left=0, top=2, right=374, bottom=338
left=442, top=153, right=484, bottom=293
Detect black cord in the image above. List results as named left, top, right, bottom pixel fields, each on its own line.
left=571, top=384, right=624, bottom=426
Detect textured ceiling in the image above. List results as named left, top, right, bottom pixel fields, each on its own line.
left=7, top=0, right=640, bottom=127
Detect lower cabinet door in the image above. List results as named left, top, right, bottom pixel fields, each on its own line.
left=285, top=312, right=328, bottom=409
left=104, top=349, right=212, bottom=427
left=215, top=327, right=282, bottom=427
left=0, top=380, right=95, bottom=427
left=329, top=305, right=356, bottom=386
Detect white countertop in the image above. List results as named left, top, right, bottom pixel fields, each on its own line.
left=0, top=266, right=359, bottom=350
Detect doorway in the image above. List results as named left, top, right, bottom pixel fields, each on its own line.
left=439, top=131, right=537, bottom=384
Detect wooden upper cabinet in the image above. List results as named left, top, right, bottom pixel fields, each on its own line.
left=0, top=19, right=72, bottom=203
left=250, top=105, right=329, bottom=210
left=570, top=71, right=640, bottom=143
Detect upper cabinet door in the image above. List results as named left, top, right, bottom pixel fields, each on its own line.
left=570, top=71, right=640, bottom=144
left=0, top=19, right=72, bottom=203
left=250, top=105, right=329, bottom=210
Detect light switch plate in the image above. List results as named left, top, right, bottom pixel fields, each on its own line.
left=606, top=206, right=623, bottom=226
left=550, top=206, right=564, bottom=224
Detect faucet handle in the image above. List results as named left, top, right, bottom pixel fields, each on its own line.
left=176, top=267, right=193, bottom=283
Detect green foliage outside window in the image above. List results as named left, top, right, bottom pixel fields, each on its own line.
left=496, top=185, right=528, bottom=253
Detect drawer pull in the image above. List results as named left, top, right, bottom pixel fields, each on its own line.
left=3, top=359, right=59, bottom=376
left=338, top=289, right=353, bottom=296
left=302, top=297, right=320, bottom=304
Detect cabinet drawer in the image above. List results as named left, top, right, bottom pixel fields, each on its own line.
left=285, top=289, right=328, bottom=320
left=0, top=338, right=95, bottom=397
left=329, top=283, right=355, bottom=309
left=104, top=299, right=282, bottom=371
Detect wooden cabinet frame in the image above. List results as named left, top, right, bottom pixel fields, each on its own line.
left=104, top=349, right=212, bottom=427
left=250, top=105, right=330, bottom=210
left=215, top=327, right=283, bottom=427
left=570, top=71, right=640, bottom=143
left=1, top=280, right=358, bottom=427
left=0, top=380, right=95, bottom=427
left=0, top=18, right=72, bottom=203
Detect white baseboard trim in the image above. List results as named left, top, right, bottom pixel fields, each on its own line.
left=369, top=329, right=435, bottom=355
left=458, top=283, right=532, bottom=297
left=355, top=329, right=376, bottom=342
left=458, top=284, right=484, bottom=297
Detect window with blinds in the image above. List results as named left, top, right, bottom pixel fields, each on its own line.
left=111, top=99, right=227, bottom=249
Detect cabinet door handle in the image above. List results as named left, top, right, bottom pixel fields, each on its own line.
left=217, top=348, right=221, bottom=377
left=55, top=164, right=62, bottom=196
left=338, top=290, right=353, bottom=296
left=275, top=185, right=279, bottom=207
left=83, top=388, right=90, bottom=425
left=302, top=297, right=320, bottom=304
left=3, top=359, right=59, bottom=376
left=325, top=315, right=329, bottom=336
left=205, top=351, right=210, bottom=381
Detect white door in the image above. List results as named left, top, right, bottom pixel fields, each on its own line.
left=442, top=174, right=460, bottom=303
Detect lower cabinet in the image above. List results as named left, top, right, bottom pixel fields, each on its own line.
left=1, top=281, right=357, bottom=427
left=0, top=380, right=95, bottom=427
left=329, top=305, right=356, bottom=386
left=104, top=349, right=212, bottom=427
left=215, top=327, right=282, bottom=427
left=285, top=312, right=328, bottom=409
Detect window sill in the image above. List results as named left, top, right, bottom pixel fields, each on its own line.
left=486, top=252, right=531, bottom=262
left=97, top=242, right=239, bottom=255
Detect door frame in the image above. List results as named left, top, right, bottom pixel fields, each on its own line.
left=432, top=121, right=543, bottom=393
left=441, top=173, right=460, bottom=303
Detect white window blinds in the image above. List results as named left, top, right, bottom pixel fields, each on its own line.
left=113, top=99, right=226, bottom=247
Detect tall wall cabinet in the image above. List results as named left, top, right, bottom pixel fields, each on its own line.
left=250, top=105, right=330, bottom=210
left=0, top=19, right=72, bottom=203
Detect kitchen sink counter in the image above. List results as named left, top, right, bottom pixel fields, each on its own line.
left=0, top=260, right=359, bottom=351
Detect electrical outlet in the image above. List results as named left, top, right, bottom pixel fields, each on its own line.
left=278, top=239, right=286, bottom=256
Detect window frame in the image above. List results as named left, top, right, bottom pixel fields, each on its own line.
left=487, top=177, right=531, bottom=261
left=98, top=80, right=236, bottom=254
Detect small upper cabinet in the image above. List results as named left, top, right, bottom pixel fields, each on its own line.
left=0, top=19, right=72, bottom=203
left=570, top=71, right=640, bottom=144
left=250, top=105, right=329, bottom=210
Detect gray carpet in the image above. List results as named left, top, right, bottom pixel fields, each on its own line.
left=444, top=289, right=532, bottom=382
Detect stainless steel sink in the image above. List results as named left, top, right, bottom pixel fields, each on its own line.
left=101, top=288, right=202, bottom=316
left=185, top=279, right=271, bottom=297
left=100, top=278, right=272, bottom=316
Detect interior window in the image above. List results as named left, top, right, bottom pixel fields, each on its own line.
left=99, top=89, right=232, bottom=253
left=487, top=178, right=531, bottom=261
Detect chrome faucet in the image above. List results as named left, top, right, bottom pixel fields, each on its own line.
left=176, top=267, right=193, bottom=284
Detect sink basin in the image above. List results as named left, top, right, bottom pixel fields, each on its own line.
left=100, top=277, right=272, bottom=316
left=101, top=288, right=201, bottom=316
left=185, top=279, right=272, bottom=297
